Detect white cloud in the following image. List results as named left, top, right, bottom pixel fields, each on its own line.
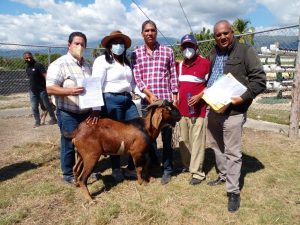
left=259, top=0, right=300, bottom=25
left=1, top=0, right=299, bottom=46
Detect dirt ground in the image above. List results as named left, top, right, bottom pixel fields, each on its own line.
left=0, top=115, right=60, bottom=152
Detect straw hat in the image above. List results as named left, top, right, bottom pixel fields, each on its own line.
left=101, top=30, right=131, bottom=49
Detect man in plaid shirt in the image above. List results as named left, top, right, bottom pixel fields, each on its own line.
left=46, top=32, right=94, bottom=184
left=131, top=20, right=178, bottom=185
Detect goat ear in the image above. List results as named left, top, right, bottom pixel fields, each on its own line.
left=151, top=109, right=162, bottom=130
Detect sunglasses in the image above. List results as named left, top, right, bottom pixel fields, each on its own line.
left=215, top=31, right=231, bottom=38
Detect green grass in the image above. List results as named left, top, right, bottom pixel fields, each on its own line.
left=256, top=96, right=290, bottom=105
left=248, top=107, right=290, bottom=125
left=1, top=129, right=300, bottom=225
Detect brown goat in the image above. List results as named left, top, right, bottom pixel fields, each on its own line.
left=71, top=100, right=181, bottom=201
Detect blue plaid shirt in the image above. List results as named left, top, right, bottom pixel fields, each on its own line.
left=207, top=53, right=228, bottom=87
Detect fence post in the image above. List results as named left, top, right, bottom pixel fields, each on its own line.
left=47, top=47, right=51, bottom=67
left=288, top=18, right=300, bottom=138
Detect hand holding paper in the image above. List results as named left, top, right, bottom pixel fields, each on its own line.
left=77, top=77, right=104, bottom=109
left=202, top=73, right=247, bottom=112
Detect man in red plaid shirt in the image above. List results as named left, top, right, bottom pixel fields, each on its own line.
left=131, top=20, right=178, bottom=185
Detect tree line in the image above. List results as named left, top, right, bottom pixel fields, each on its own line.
left=0, top=18, right=253, bottom=70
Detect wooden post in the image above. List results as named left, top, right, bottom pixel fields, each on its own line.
left=288, top=18, right=300, bottom=138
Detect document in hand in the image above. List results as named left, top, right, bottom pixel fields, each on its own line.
left=77, top=77, right=104, bottom=109
left=202, top=73, right=247, bottom=112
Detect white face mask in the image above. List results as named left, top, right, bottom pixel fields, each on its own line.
left=71, top=45, right=85, bottom=59
left=183, top=47, right=195, bottom=59
left=111, top=44, right=125, bottom=55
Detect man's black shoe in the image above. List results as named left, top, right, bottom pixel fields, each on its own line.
left=189, top=178, right=202, bottom=185
left=207, top=177, right=226, bottom=186
left=227, top=193, right=240, bottom=212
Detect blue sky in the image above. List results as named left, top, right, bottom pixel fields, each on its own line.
left=244, top=4, right=277, bottom=27
left=0, top=0, right=299, bottom=45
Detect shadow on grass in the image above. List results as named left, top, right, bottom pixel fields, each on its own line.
left=87, top=146, right=264, bottom=196
left=0, top=161, right=38, bottom=182
left=0, top=154, right=59, bottom=182
left=240, top=153, right=265, bottom=190
left=202, top=148, right=265, bottom=190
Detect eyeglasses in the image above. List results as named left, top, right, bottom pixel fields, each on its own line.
left=215, top=31, right=231, bottom=38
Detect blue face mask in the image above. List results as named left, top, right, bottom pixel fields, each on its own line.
left=111, top=44, right=125, bottom=55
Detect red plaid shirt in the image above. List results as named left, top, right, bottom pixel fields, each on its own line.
left=131, top=42, right=178, bottom=101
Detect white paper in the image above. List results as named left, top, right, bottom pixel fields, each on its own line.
left=203, top=73, right=247, bottom=110
left=77, top=77, right=104, bottom=109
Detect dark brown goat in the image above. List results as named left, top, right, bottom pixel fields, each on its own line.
left=71, top=100, right=181, bottom=201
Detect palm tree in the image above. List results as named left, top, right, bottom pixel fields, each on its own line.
left=194, top=27, right=213, bottom=41
left=193, top=28, right=215, bottom=57
left=232, top=18, right=255, bottom=45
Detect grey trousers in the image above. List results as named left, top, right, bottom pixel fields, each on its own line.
left=207, top=110, right=246, bottom=194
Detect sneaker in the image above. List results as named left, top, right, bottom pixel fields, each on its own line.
left=161, top=173, right=171, bottom=185
left=111, top=169, right=124, bottom=182
left=63, top=176, right=76, bottom=185
left=47, top=118, right=57, bottom=125
left=123, top=168, right=137, bottom=179
left=207, top=177, right=226, bottom=186
left=33, top=123, right=40, bottom=128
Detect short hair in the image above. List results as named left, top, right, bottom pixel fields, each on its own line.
left=141, top=20, right=157, bottom=32
left=23, top=51, right=33, bottom=56
left=68, top=31, right=87, bottom=47
left=213, top=20, right=232, bottom=34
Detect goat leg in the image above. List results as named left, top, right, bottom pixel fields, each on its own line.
left=77, top=154, right=100, bottom=201
left=135, top=166, right=144, bottom=185
left=73, top=153, right=83, bottom=187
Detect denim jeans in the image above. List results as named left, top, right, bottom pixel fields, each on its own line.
left=141, top=104, right=174, bottom=175
left=56, top=109, right=90, bottom=180
left=30, top=90, right=56, bottom=124
left=102, top=92, right=139, bottom=170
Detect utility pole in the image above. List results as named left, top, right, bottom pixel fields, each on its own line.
left=288, top=18, right=300, bottom=138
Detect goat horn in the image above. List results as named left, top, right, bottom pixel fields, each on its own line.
left=145, top=99, right=165, bottom=111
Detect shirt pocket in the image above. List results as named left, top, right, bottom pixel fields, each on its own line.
left=225, top=58, right=243, bottom=75
left=226, top=58, right=242, bottom=66
left=225, top=58, right=248, bottom=84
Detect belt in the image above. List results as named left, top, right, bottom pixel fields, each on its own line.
left=107, top=92, right=131, bottom=96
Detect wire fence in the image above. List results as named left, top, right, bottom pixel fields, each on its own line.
left=0, top=25, right=299, bottom=126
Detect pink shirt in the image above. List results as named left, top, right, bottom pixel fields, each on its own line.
left=131, top=42, right=178, bottom=102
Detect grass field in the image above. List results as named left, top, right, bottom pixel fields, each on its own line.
left=1, top=128, right=300, bottom=225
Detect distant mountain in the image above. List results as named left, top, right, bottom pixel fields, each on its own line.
left=88, top=37, right=179, bottom=49
left=0, top=36, right=297, bottom=60
left=253, top=35, right=298, bottom=51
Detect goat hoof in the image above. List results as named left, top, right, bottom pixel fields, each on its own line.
left=137, top=180, right=144, bottom=185
left=149, top=177, right=156, bottom=183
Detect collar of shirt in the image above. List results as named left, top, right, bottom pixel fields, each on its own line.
left=143, top=42, right=160, bottom=55
left=67, top=52, right=85, bottom=66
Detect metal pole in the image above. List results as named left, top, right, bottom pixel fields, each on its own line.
left=288, top=18, right=300, bottom=138
left=47, top=47, right=51, bottom=67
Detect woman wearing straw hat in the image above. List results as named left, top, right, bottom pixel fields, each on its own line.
left=89, top=30, right=146, bottom=182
